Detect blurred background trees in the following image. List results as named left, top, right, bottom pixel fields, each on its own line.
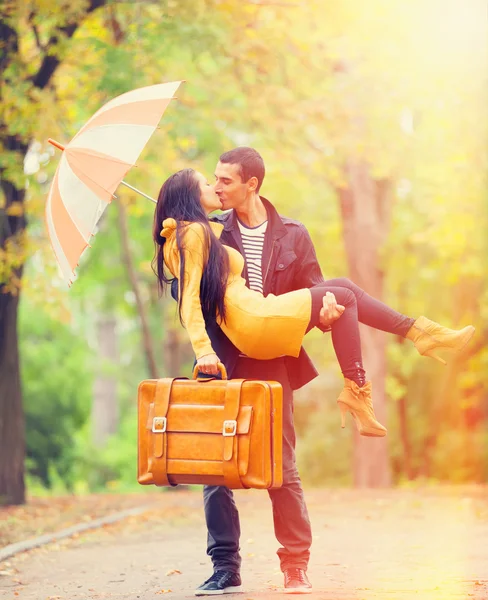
left=1, top=0, right=486, bottom=504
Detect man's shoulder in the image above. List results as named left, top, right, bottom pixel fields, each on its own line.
left=261, top=196, right=309, bottom=233
left=279, top=214, right=307, bottom=230
left=278, top=215, right=311, bottom=242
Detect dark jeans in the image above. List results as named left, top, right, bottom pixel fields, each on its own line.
left=203, top=356, right=312, bottom=573
left=308, top=277, right=415, bottom=382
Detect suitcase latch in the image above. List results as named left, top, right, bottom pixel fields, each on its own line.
left=222, top=419, right=237, bottom=437
left=152, top=417, right=167, bottom=433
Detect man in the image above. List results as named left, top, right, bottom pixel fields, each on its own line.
left=191, top=147, right=342, bottom=595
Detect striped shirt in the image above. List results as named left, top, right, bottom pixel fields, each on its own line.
left=237, top=218, right=268, bottom=294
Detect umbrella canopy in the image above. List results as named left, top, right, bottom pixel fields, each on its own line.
left=46, top=80, right=182, bottom=285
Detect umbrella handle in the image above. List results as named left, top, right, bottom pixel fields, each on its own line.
left=119, top=180, right=156, bottom=204
left=48, top=138, right=65, bottom=151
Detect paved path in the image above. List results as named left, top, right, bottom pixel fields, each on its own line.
left=1, top=487, right=487, bottom=600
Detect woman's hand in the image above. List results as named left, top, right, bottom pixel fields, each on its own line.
left=196, top=353, right=221, bottom=375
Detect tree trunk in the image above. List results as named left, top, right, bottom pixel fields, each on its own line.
left=165, top=325, right=190, bottom=376
left=0, top=291, right=25, bottom=505
left=397, top=389, right=414, bottom=480
left=352, top=326, right=391, bottom=487
left=92, top=316, right=119, bottom=446
left=337, top=160, right=393, bottom=487
left=0, top=168, right=27, bottom=505
left=0, top=0, right=107, bottom=505
left=394, top=337, right=414, bottom=481
left=117, top=199, right=159, bottom=379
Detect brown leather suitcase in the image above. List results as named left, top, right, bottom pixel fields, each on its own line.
left=137, top=364, right=283, bottom=489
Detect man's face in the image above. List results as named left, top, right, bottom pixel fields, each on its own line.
left=214, top=161, right=254, bottom=211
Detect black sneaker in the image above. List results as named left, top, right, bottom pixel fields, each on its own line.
left=194, top=570, right=242, bottom=596
left=283, top=568, right=312, bottom=594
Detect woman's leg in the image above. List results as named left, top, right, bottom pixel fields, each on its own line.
left=308, top=285, right=387, bottom=436
left=313, top=278, right=475, bottom=365
left=308, top=286, right=366, bottom=386
left=318, top=278, right=415, bottom=336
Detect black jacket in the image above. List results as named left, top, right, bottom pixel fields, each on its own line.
left=172, top=197, right=326, bottom=390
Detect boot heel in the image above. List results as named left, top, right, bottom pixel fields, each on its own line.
left=337, top=380, right=387, bottom=437
left=406, top=317, right=475, bottom=365
left=338, top=401, right=348, bottom=428
left=422, top=349, right=447, bottom=365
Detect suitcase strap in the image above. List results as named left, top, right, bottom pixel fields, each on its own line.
left=151, top=377, right=247, bottom=489
left=151, top=378, right=176, bottom=487
left=223, top=379, right=246, bottom=489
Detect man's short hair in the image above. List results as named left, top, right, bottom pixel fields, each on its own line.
left=219, top=147, right=265, bottom=193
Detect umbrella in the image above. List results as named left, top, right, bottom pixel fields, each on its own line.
left=46, top=80, right=182, bottom=285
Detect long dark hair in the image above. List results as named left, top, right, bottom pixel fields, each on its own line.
left=152, top=168, right=230, bottom=325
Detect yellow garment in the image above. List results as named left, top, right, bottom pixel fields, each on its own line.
left=161, top=218, right=312, bottom=360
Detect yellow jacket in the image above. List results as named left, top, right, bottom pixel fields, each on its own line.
left=161, top=218, right=311, bottom=360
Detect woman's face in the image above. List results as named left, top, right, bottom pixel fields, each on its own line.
left=195, top=172, right=222, bottom=215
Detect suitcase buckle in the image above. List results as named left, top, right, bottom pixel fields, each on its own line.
left=222, top=419, right=237, bottom=437
left=152, top=417, right=167, bottom=433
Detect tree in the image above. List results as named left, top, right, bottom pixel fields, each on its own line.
left=0, top=0, right=107, bottom=505
left=336, top=167, right=393, bottom=486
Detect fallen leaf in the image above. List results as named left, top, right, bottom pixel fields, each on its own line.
left=165, top=569, right=182, bottom=576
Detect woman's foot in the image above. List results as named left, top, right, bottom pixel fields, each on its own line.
left=337, top=379, right=387, bottom=437
left=406, top=316, right=475, bottom=365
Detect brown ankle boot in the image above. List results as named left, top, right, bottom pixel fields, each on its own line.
left=405, top=316, right=475, bottom=365
left=337, top=379, right=387, bottom=437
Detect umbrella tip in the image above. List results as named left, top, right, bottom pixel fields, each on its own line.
left=48, top=138, right=66, bottom=151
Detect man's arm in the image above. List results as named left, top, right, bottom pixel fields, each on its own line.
left=294, top=223, right=341, bottom=330
left=294, top=223, right=325, bottom=289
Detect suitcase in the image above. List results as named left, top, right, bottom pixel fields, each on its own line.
left=137, top=363, right=283, bottom=489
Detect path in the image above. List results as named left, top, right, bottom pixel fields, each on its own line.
left=1, top=487, right=487, bottom=600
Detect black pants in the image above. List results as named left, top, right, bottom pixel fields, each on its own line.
left=203, top=356, right=312, bottom=573
left=308, top=277, right=415, bottom=382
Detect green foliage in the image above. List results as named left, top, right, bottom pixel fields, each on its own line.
left=429, top=428, right=488, bottom=483
left=19, top=299, right=93, bottom=490
left=71, top=410, right=140, bottom=493
left=294, top=387, right=353, bottom=487
left=2, top=0, right=486, bottom=492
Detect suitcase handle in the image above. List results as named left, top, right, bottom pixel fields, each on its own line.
left=192, top=362, right=228, bottom=381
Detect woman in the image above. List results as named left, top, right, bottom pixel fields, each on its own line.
left=152, top=168, right=475, bottom=437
